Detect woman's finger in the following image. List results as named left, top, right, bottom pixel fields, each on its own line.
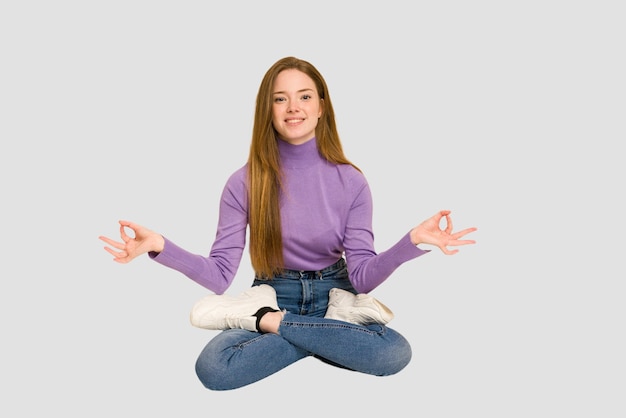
left=452, top=227, right=478, bottom=240
left=99, top=235, right=125, bottom=250
left=119, top=224, right=133, bottom=242
left=444, top=214, right=453, bottom=234
left=104, top=246, right=127, bottom=258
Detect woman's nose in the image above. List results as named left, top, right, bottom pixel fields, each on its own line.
left=287, top=100, right=300, bottom=112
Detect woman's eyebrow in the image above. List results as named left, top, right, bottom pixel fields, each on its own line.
left=272, top=88, right=315, bottom=95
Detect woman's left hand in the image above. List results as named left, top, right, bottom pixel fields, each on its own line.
left=409, top=210, right=477, bottom=255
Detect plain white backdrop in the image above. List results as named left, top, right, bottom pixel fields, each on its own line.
left=2, top=1, right=624, bottom=416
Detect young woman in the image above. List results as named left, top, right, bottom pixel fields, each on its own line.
left=99, top=56, right=477, bottom=390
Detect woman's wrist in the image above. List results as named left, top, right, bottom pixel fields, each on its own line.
left=409, top=228, right=420, bottom=246
left=152, top=234, right=165, bottom=253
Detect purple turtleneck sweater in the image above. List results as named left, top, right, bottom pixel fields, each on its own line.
left=151, top=138, right=428, bottom=294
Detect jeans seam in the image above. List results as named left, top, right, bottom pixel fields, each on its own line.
left=280, top=321, right=386, bottom=335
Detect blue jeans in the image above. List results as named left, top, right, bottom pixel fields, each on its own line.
left=194, top=258, right=412, bottom=390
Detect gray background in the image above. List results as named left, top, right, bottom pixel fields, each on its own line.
left=2, top=1, right=624, bottom=416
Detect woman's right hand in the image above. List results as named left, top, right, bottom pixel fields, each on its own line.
left=99, top=220, right=165, bottom=264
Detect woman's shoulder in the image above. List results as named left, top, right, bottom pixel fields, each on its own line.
left=223, top=163, right=248, bottom=191
left=335, top=162, right=367, bottom=181
left=330, top=162, right=369, bottom=194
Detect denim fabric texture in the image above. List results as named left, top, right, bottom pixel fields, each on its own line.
left=194, top=258, right=412, bottom=390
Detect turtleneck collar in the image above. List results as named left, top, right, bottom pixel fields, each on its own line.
left=277, top=137, right=322, bottom=169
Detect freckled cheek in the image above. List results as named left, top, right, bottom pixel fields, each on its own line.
left=271, top=112, right=282, bottom=129
left=274, top=103, right=287, bottom=117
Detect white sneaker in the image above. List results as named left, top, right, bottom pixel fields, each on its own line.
left=190, top=284, right=279, bottom=331
left=324, top=288, right=394, bottom=325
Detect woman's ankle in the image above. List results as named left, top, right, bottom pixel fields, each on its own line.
left=258, top=310, right=284, bottom=334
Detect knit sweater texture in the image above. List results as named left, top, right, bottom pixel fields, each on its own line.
left=151, top=137, right=428, bottom=294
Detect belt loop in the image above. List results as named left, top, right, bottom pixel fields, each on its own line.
left=299, top=271, right=304, bottom=279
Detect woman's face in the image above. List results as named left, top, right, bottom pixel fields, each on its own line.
left=271, top=69, right=323, bottom=145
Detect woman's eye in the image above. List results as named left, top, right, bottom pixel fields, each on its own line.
left=302, top=94, right=311, bottom=100
left=274, top=97, right=286, bottom=103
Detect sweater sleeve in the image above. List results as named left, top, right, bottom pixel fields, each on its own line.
left=148, top=168, right=248, bottom=295
left=343, top=176, right=430, bottom=294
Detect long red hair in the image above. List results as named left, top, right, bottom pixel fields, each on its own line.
left=247, top=57, right=359, bottom=278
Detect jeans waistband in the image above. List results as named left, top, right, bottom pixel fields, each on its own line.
left=258, top=258, right=346, bottom=280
